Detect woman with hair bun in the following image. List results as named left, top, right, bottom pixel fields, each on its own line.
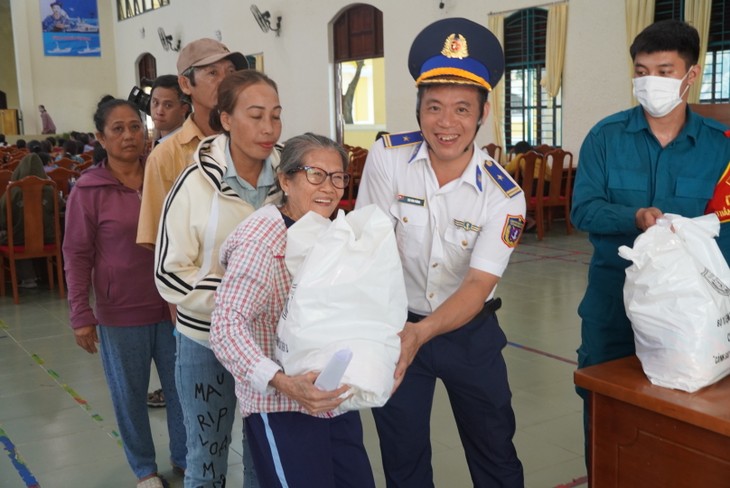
left=154, top=70, right=282, bottom=488
left=63, top=98, right=185, bottom=488
left=210, top=133, right=376, bottom=487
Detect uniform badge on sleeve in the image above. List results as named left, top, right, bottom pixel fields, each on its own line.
left=501, top=215, right=525, bottom=247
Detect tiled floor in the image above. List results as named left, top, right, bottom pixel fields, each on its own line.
left=0, top=222, right=590, bottom=488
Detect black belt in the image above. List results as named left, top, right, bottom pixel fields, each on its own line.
left=408, top=297, right=502, bottom=323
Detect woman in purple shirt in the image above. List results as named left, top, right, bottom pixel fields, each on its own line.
left=63, top=98, right=186, bottom=488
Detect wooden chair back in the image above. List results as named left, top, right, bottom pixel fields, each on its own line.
left=350, top=146, right=368, bottom=186
left=516, top=151, right=545, bottom=239
left=542, top=148, right=574, bottom=235
left=75, top=160, right=94, bottom=172
left=4, top=159, right=20, bottom=172
left=533, top=144, right=554, bottom=155
left=517, top=149, right=574, bottom=240
left=0, top=176, right=65, bottom=303
left=482, top=143, right=503, bottom=164
left=47, top=167, right=81, bottom=197
left=0, top=170, right=11, bottom=194
left=54, top=158, right=77, bottom=170
left=516, top=151, right=542, bottom=198
left=338, top=146, right=368, bottom=212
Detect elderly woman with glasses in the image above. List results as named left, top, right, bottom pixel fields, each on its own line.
left=210, top=133, right=376, bottom=488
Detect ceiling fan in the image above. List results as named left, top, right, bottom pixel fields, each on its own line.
left=250, top=5, right=281, bottom=36
left=158, top=27, right=180, bottom=52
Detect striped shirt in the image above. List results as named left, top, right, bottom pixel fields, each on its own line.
left=210, top=204, right=335, bottom=418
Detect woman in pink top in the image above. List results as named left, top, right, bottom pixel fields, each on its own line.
left=63, top=98, right=185, bottom=488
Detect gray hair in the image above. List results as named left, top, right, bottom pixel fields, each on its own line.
left=275, top=133, right=349, bottom=205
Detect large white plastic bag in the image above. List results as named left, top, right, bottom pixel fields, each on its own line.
left=276, top=204, right=407, bottom=412
left=618, top=213, right=730, bottom=392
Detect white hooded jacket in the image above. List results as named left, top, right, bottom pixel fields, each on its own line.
left=154, top=133, right=281, bottom=342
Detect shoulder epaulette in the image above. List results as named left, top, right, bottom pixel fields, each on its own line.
left=383, top=131, right=423, bottom=148
left=698, top=116, right=728, bottom=133
left=482, top=159, right=521, bottom=198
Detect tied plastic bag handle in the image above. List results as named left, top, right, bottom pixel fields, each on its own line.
left=619, top=213, right=730, bottom=284
left=654, top=217, right=671, bottom=228
left=670, top=214, right=729, bottom=279
left=285, top=204, right=395, bottom=277
left=617, top=217, right=675, bottom=264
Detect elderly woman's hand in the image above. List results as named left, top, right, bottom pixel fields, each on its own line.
left=73, top=325, right=99, bottom=354
left=270, top=371, right=350, bottom=415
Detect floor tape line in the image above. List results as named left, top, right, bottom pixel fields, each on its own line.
left=4, top=329, right=123, bottom=450
left=554, top=475, right=589, bottom=487
left=0, top=426, right=41, bottom=488
left=507, top=341, right=578, bottom=366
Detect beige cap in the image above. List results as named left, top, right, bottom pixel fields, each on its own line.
left=176, top=38, right=248, bottom=75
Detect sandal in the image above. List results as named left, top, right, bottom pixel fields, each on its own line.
left=146, top=389, right=166, bottom=408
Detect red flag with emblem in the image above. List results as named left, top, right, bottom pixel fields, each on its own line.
left=705, top=161, right=730, bottom=223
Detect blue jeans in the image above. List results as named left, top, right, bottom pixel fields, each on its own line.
left=176, top=333, right=258, bottom=488
left=98, top=321, right=186, bottom=480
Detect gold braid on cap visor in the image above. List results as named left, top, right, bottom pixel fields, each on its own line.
left=416, top=67, right=492, bottom=91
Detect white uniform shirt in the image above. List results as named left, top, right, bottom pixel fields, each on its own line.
left=356, top=137, right=526, bottom=315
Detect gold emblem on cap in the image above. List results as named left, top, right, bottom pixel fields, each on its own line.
left=441, top=34, right=469, bottom=59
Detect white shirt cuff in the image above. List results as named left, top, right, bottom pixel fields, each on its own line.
left=251, top=357, right=282, bottom=395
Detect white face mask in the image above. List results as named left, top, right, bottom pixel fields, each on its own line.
left=632, top=68, right=692, bottom=118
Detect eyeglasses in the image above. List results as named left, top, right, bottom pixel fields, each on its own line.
left=290, top=165, right=350, bottom=189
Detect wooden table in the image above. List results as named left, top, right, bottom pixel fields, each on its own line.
left=574, top=356, right=730, bottom=487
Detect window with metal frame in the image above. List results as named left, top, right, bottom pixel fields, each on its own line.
left=503, top=8, right=562, bottom=151
left=654, top=0, right=683, bottom=21
left=654, top=0, right=730, bottom=103
left=703, top=1, right=730, bottom=102
left=117, top=0, right=170, bottom=21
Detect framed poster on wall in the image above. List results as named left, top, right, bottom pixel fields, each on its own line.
left=40, top=0, right=100, bottom=57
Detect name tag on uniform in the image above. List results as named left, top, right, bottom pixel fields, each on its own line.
left=397, top=194, right=425, bottom=206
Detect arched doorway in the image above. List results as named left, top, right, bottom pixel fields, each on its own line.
left=332, top=4, right=385, bottom=148
left=137, top=52, right=157, bottom=87
left=135, top=53, right=157, bottom=138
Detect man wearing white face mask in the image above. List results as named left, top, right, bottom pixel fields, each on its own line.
left=571, top=19, right=730, bottom=465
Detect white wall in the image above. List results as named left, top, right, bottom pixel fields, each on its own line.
left=10, top=0, right=118, bottom=135
left=0, top=0, right=20, bottom=110
left=13, top=0, right=631, bottom=159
